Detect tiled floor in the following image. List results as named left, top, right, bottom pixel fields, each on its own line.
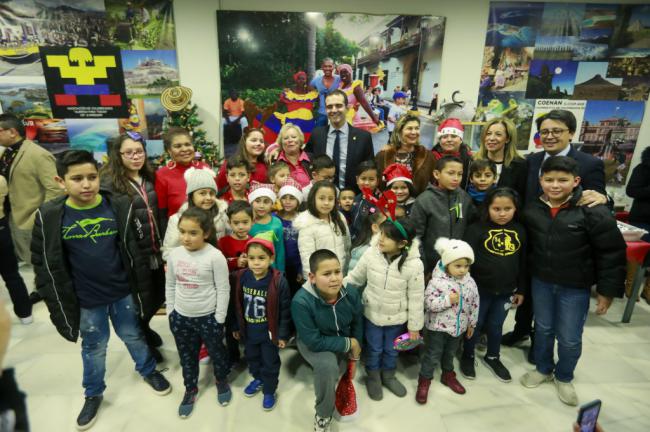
left=3, top=266, right=650, bottom=432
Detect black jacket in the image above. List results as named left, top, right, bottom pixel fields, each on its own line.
left=626, top=149, right=650, bottom=224
left=30, top=190, right=157, bottom=342
left=525, top=145, right=606, bottom=203
left=523, top=189, right=626, bottom=298
left=464, top=220, right=527, bottom=296
left=410, top=184, right=477, bottom=274
left=497, top=157, right=528, bottom=201
left=100, top=177, right=163, bottom=266
left=305, top=124, right=374, bottom=191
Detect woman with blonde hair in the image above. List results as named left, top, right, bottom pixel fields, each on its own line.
left=275, top=123, right=311, bottom=188
left=473, top=117, right=527, bottom=198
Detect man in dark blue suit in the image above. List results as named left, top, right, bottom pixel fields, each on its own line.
left=503, top=109, right=608, bottom=359
left=305, top=90, right=374, bottom=191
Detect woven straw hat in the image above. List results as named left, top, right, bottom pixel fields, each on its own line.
left=160, top=86, right=192, bottom=111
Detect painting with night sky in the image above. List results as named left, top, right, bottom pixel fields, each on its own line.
left=526, top=60, right=578, bottom=99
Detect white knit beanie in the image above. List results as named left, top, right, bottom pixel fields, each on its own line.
left=434, top=237, right=474, bottom=266
left=184, top=167, right=217, bottom=195
left=279, top=183, right=303, bottom=203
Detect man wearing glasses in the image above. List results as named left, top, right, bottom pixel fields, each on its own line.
left=502, top=109, right=608, bottom=355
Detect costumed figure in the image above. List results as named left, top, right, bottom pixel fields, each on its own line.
left=337, top=64, right=382, bottom=132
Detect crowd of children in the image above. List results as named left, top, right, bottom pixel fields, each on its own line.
left=27, top=109, right=627, bottom=432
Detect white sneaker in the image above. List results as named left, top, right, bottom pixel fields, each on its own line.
left=19, top=316, right=33, bottom=325
left=520, top=370, right=552, bottom=388
left=554, top=379, right=578, bottom=406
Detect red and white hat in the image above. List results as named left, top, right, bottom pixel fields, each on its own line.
left=383, top=163, right=413, bottom=186
left=279, top=178, right=304, bottom=203
left=248, top=182, right=277, bottom=203
left=437, top=118, right=464, bottom=141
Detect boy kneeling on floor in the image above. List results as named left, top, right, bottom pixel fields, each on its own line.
left=291, top=249, right=363, bottom=432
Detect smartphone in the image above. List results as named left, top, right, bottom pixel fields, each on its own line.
left=577, top=399, right=601, bottom=432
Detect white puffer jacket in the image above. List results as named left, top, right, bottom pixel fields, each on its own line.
left=343, top=237, right=424, bottom=331
left=294, top=210, right=351, bottom=279
left=162, top=200, right=229, bottom=261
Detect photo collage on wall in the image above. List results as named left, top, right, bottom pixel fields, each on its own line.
left=0, top=0, right=176, bottom=160
left=477, top=2, right=650, bottom=186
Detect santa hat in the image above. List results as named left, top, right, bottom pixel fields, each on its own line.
left=279, top=178, right=303, bottom=203
left=248, top=182, right=277, bottom=203
left=184, top=167, right=217, bottom=195
left=434, top=237, right=474, bottom=267
left=437, top=118, right=464, bottom=141
left=383, top=163, right=413, bottom=186
left=246, top=231, right=275, bottom=256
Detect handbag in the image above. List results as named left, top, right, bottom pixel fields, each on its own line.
left=334, top=360, right=358, bottom=421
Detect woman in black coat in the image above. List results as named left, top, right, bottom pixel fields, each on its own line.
left=627, top=147, right=650, bottom=239
left=472, top=117, right=527, bottom=200
left=100, top=133, right=165, bottom=361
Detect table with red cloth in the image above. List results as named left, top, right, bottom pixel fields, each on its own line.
left=622, top=240, right=650, bottom=323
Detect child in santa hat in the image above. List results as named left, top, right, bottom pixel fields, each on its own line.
left=383, top=163, right=416, bottom=216
left=249, top=183, right=285, bottom=272
left=432, top=118, right=473, bottom=189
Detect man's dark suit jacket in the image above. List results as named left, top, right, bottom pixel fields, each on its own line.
left=525, top=144, right=606, bottom=203
left=305, top=124, right=374, bottom=191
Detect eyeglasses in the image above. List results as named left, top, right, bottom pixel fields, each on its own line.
left=120, top=149, right=145, bottom=159
left=539, top=128, right=569, bottom=137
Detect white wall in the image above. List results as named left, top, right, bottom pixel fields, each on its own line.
left=174, top=0, right=649, bottom=201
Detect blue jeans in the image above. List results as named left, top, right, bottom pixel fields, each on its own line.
left=463, top=292, right=510, bottom=358
left=532, top=278, right=590, bottom=382
left=80, top=294, right=156, bottom=397
left=364, top=319, right=404, bottom=371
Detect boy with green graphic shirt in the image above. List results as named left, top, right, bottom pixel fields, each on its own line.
left=31, top=150, right=170, bottom=431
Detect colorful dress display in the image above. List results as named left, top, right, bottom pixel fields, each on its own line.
left=255, top=89, right=319, bottom=144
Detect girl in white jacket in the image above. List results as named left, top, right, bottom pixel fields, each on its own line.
left=344, top=219, right=424, bottom=401
left=162, top=167, right=229, bottom=261
left=294, top=180, right=351, bottom=279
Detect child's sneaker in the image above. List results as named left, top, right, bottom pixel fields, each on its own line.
left=143, top=370, right=171, bottom=395
left=76, top=395, right=102, bottom=431
left=459, top=356, right=476, bottom=380
left=244, top=379, right=264, bottom=397
left=216, top=382, right=232, bottom=406
left=178, top=389, right=198, bottom=419
left=313, top=414, right=332, bottom=432
left=262, top=393, right=277, bottom=411
left=520, top=370, right=552, bottom=388
left=199, top=344, right=210, bottom=364
left=481, top=356, right=512, bottom=383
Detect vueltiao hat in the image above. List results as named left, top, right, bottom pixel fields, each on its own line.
left=161, top=86, right=193, bottom=112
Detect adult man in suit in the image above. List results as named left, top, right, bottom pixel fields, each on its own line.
left=502, top=109, right=608, bottom=358
left=0, top=114, right=60, bottom=265
left=305, top=89, right=374, bottom=191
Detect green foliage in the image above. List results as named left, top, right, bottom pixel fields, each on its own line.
left=217, top=11, right=310, bottom=90
left=234, top=88, right=283, bottom=110
left=315, top=21, right=359, bottom=66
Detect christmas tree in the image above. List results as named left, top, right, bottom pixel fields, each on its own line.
left=163, top=103, right=221, bottom=166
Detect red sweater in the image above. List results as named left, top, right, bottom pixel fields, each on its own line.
left=216, top=159, right=269, bottom=190
left=218, top=235, right=251, bottom=271
left=155, top=160, right=210, bottom=217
